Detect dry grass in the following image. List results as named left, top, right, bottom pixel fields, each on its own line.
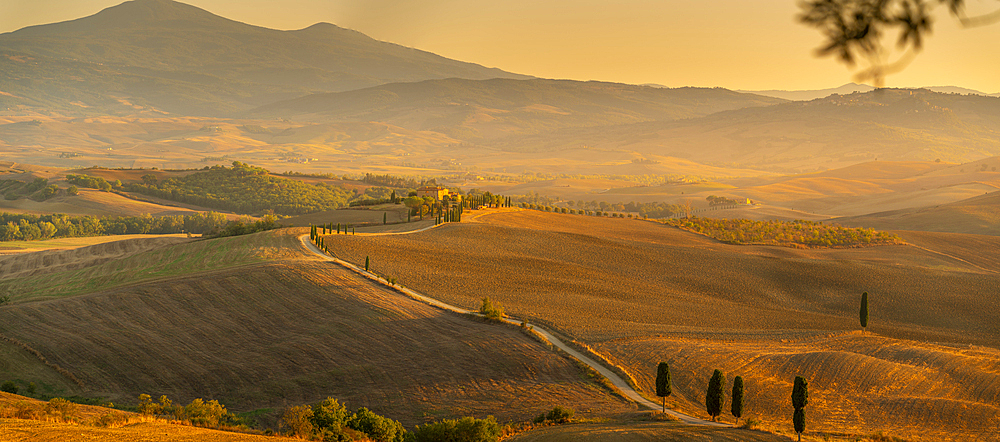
left=316, top=210, right=1000, bottom=440
left=0, top=233, right=633, bottom=426
left=0, top=233, right=189, bottom=255
left=0, top=188, right=205, bottom=217
left=0, top=229, right=306, bottom=302
left=508, top=419, right=792, bottom=442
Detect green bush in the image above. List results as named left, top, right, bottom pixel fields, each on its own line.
left=545, top=406, right=574, bottom=423
left=1, top=381, right=18, bottom=394
left=409, top=416, right=501, bottom=442
left=479, top=297, right=505, bottom=321
left=347, top=407, right=405, bottom=442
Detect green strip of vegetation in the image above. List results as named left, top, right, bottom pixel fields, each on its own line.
left=664, top=217, right=903, bottom=248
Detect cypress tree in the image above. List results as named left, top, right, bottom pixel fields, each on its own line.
left=365, top=256, right=370, bottom=272
left=860, top=291, right=869, bottom=333
left=792, top=376, right=808, bottom=441
left=383, top=213, right=387, bottom=224
left=337, top=223, right=341, bottom=234
left=706, top=369, right=725, bottom=422
left=352, top=227, right=355, bottom=235
left=731, top=376, right=744, bottom=426
left=655, top=362, right=672, bottom=413
left=793, top=408, right=805, bottom=441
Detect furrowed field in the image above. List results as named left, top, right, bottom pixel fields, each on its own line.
left=0, top=229, right=632, bottom=428
left=318, top=209, right=1000, bottom=440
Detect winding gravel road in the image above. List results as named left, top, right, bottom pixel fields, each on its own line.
left=300, top=228, right=725, bottom=427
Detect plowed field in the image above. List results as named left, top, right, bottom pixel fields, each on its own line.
left=317, top=209, right=1000, bottom=440
left=0, top=230, right=633, bottom=426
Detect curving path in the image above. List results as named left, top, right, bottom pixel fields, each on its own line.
left=300, top=221, right=726, bottom=427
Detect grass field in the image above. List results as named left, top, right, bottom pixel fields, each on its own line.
left=509, top=419, right=792, bottom=442
left=0, top=391, right=291, bottom=442
left=317, top=209, right=1000, bottom=440
left=0, top=233, right=189, bottom=254
left=0, top=230, right=302, bottom=302
left=0, top=229, right=633, bottom=428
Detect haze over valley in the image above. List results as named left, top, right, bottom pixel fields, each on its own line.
left=1, top=1, right=999, bottom=441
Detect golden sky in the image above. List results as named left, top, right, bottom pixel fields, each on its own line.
left=3, top=0, right=999, bottom=92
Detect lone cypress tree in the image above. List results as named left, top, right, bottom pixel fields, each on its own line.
left=860, top=291, right=869, bottom=334
left=365, top=256, right=370, bottom=272
left=383, top=213, right=387, bottom=224
left=706, top=369, right=725, bottom=422
left=655, top=362, right=672, bottom=413
left=792, top=376, right=808, bottom=441
left=731, top=376, right=744, bottom=427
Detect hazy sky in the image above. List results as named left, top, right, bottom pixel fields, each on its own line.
left=3, top=0, right=999, bottom=92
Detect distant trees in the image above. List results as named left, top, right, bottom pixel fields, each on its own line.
left=731, top=376, right=744, bottom=426
left=655, top=362, right=672, bottom=413
left=665, top=217, right=902, bottom=248
left=0, top=211, right=233, bottom=242
left=860, top=291, right=869, bottom=333
left=706, top=369, right=726, bottom=422
left=124, top=162, right=355, bottom=215
left=792, top=376, right=809, bottom=441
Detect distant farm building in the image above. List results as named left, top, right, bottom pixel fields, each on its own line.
left=416, top=186, right=452, bottom=200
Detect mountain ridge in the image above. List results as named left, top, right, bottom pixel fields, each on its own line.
left=0, top=0, right=529, bottom=116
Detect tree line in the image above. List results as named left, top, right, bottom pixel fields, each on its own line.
left=665, top=217, right=902, bottom=248
left=0, top=212, right=279, bottom=241
left=122, top=162, right=355, bottom=216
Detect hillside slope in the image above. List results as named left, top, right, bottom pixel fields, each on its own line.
left=250, top=79, right=786, bottom=139
left=317, top=210, right=1000, bottom=440
left=495, top=89, right=1000, bottom=171
left=0, top=229, right=632, bottom=426
left=0, top=0, right=527, bottom=115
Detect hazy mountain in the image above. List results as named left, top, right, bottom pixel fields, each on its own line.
left=743, top=83, right=1000, bottom=101
left=491, top=88, right=1000, bottom=171
left=0, top=0, right=528, bottom=116
left=739, top=83, right=875, bottom=101
left=250, top=78, right=787, bottom=139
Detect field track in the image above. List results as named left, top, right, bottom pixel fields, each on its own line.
left=301, top=230, right=725, bottom=427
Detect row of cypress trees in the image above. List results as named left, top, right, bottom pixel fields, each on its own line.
left=653, top=290, right=871, bottom=438
left=311, top=223, right=355, bottom=238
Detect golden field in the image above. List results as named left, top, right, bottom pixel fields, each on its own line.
left=318, top=209, right=1000, bottom=440
left=0, top=229, right=633, bottom=427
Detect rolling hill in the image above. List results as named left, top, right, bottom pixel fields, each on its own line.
left=835, top=190, right=1000, bottom=235
left=316, top=209, right=1000, bottom=440
left=250, top=78, right=787, bottom=140
left=492, top=88, right=1000, bottom=171
left=0, top=0, right=528, bottom=116
left=0, top=229, right=633, bottom=427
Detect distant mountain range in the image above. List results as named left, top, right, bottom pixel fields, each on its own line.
left=738, top=83, right=1000, bottom=101
left=0, top=0, right=529, bottom=116
left=250, top=78, right=786, bottom=139
left=491, top=88, right=1000, bottom=170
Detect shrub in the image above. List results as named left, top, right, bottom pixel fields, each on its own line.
left=1, top=381, right=18, bottom=394
left=347, top=407, right=405, bottom=442
left=26, top=383, right=36, bottom=396
left=282, top=404, right=315, bottom=438
left=92, top=410, right=129, bottom=427
left=183, top=398, right=229, bottom=427
left=137, top=393, right=162, bottom=415
left=410, top=416, right=501, bottom=442
left=545, top=406, right=574, bottom=423
left=44, top=398, right=78, bottom=422
left=479, top=297, right=505, bottom=321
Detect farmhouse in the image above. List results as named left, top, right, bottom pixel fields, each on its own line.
left=416, top=186, right=452, bottom=200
